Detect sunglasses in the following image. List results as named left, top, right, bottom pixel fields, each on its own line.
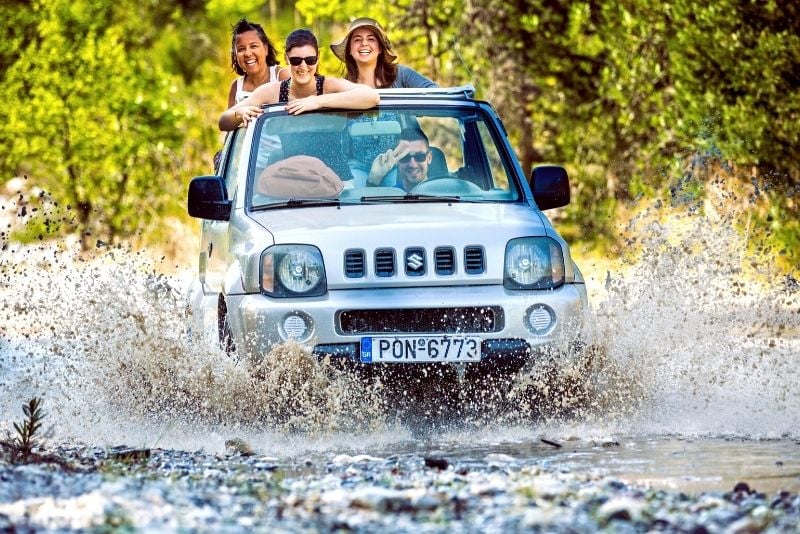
left=287, top=55, right=318, bottom=66
left=398, top=151, right=428, bottom=164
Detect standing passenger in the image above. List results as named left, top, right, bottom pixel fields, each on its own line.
left=330, top=17, right=438, bottom=89
left=227, top=18, right=289, bottom=108
left=220, top=29, right=379, bottom=130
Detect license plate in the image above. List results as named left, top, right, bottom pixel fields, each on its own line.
left=360, top=336, right=482, bottom=363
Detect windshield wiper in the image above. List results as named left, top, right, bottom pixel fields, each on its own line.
left=360, top=194, right=462, bottom=203
left=251, top=198, right=340, bottom=211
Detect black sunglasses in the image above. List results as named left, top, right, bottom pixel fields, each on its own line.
left=399, top=151, right=428, bottom=164
left=288, top=55, right=318, bottom=66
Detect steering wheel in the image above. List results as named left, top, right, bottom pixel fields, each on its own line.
left=409, top=177, right=484, bottom=196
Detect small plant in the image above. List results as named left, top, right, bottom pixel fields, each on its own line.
left=1, top=397, right=46, bottom=462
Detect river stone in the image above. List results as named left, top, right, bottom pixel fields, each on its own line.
left=597, top=496, right=645, bottom=524
left=350, top=487, right=412, bottom=512
left=424, top=456, right=449, bottom=470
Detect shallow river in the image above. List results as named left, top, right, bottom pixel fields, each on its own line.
left=1, top=218, right=799, bottom=530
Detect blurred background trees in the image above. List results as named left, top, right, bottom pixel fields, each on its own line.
left=1, top=0, right=797, bottom=271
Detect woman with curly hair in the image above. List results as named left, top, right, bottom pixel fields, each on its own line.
left=227, top=17, right=288, bottom=108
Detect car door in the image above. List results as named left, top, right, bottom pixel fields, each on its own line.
left=201, top=131, right=246, bottom=294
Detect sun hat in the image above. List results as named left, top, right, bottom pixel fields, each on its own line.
left=330, top=18, right=398, bottom=63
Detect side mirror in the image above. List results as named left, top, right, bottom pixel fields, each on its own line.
left=530, top=165, right=570, bottom=210
left=187, top=176, right=232, bottom=221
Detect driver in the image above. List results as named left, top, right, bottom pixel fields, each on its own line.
left=367, top=128, right=431, bottom=191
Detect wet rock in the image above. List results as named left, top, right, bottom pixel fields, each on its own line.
left=424, top=456, right=449, bottom=470
left=484, top=453, right=516, bottom=464
left=411, top=493, right=441, bottom=511
left=224, top=438, right=253, bottom=456
left=725, top=515, right=771, bottom=534
left=597, top=496, right=644, bottom=524
left=109, top=448, right=150, bottom=462
left=540, top=438, right=562, bottom=448
left=350, top=487, right=412, bottom=513
left=732, top=482, right=752, bottom=494
left=331, top=454, right=383, bottom=465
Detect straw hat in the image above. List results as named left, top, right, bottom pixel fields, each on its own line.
left=330, top=18, right=398, bottom=63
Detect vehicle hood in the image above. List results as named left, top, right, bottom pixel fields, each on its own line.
left=248, top=202, right=551, bottom=246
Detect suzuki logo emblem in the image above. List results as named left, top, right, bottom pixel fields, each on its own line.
left=407, top=252, right=424, bottom=271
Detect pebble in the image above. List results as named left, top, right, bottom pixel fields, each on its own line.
left=0, top=444, right=798, bottom=532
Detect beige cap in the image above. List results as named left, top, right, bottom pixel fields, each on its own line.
left=257, top=156, right=344, bottom=198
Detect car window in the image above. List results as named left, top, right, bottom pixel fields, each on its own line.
left=249, top=106, right=521, bottom=207
left=476, top=120, right=512, bottom=191
left=222, top=129, right=246, bottom=199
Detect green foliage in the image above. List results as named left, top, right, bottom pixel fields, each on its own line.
left=0, top=0, right=191, bottom=249
left=1, top=397, right=46, bottom=462
left=0, top=0, right=797, bottom=265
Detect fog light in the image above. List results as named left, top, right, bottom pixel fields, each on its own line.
left=280, top=313, right=313, bottom=342
left=525, top=304, right=555, bottom=335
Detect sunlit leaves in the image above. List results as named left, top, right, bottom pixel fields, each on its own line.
left=0, top=0, right=185, bottom=248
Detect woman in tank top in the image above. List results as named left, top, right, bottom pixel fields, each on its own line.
left=219, top=29, right=379, bottom=131
left=226, top=18, right=289, bottom=108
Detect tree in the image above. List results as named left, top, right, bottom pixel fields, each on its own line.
left=0, top=0, right=186, bottom=249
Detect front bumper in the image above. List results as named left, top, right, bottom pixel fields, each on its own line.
left=226, top=283, right=587, bottom=368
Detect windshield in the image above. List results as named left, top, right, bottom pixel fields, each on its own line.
left=248, top=106, right=522, bottom=208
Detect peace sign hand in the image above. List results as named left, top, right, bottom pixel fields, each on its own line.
left=367, top=146, right=410, bottom=185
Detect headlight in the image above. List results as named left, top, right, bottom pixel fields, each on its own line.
left=261, top=245, right=327, bottom=297
left=503, top=237, right=565, bottom=290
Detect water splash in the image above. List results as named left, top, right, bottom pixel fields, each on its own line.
left=582, top=193, right=800, bottom=439
left=2, top=188, right=798, bottom=456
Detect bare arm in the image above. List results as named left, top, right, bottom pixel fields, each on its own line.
left=227, top=80, right=237, bottom=109
left=219, top=82, right=280, bottom=131
left=284, top=78, right=379, bottom=115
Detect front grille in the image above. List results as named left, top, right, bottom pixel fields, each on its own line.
left=375, top=248, right=396, bottom=277
left=344, top=249, right=366, bottom=278
left=338, top=306, right=504, bottom=334
left=464, top=246, right=485, bottom=274
left=434, top=247, right=456, bottom=275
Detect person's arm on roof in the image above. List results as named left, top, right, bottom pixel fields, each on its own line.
left=219, top=81, right=279, bottom=131
left=284, top=78, right=379, bottom=115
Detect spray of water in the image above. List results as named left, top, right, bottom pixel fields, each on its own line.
left=2, top=176, right=798, bottom=456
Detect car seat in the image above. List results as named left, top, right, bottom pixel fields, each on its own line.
left=428, top=146, right=448, bottom=178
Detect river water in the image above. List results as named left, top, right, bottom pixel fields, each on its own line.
left=1, top=203, right=799, bottom=510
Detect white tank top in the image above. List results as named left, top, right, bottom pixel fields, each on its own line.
left=235, top=65, right=280, bottom=103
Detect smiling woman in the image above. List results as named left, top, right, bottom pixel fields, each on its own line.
left=226, top=18, right=288, bottom=108
left=330, top=17, right=438, bottom=89
left=219, top=29, right=379, bottom=131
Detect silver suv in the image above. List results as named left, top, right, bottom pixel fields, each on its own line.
left=187, top=86, right=587, bottom=378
